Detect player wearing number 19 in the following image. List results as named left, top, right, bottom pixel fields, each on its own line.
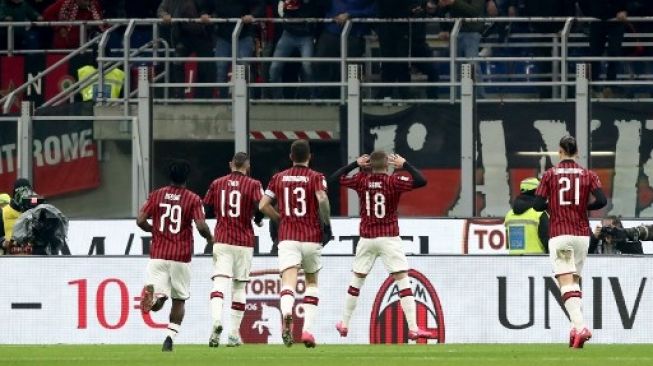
left=259, top=139, right=331, bottom=348
left=136, top=159, right=214, bottom=352
left=203, top=152, right=265, bottom=348
left=533, top=136, right=607, bottom=349
left=331, top=151, right=432, bottom=340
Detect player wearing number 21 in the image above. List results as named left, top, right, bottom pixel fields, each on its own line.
left=136, top=160, right=214, bottom=352
left=203, top=152, right=268, bottom=348
left=533, top=136, right=607, bottom=349
left=330, top=151, right=433, bottom=340
left=259, top=140, right=331, bottom=348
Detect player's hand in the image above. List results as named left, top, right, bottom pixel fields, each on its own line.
left=242, top=15, right=255, bottom=24
left=356, top=154, right=370, bottom=168
left=321, top=224, right=333, bottom=246
left=207, top=236, right=215, bottom=246
left=616, top=11, right=627, bottom=22
left=334, top=12, right=349, bottom=26
left=389, top=153, right=407, bottom=169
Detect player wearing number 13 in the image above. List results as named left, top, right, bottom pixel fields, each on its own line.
left=203, top=152, right=265, bottom=348
left=533, top=136, right=607, bottom=349
left=136, top=159, right=214, bottom=352
left=331, top=151, right=432, bottom=340
left=259, top=139, right=331, bottom=348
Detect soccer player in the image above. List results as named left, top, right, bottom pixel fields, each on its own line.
left=330, top=151, right=432, bottom=340
left=204, top=152, right=267, bottom=348
left=259, top=140, right=331, bottom=348
left=137, top=160, right=213, bottom=352
left=533, top=136, right=607, bottom=348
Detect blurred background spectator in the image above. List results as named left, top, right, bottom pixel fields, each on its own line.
left=268, top=0, right=327, bottom=99
left=590, top=216, right=644, bottom=255
left=376, top=0, right=439, bottom=99
left=314, top=0, right=377, bottom=99
left=210, top=0, right=264, bottom=98
left=98, top=0, right=123, bottom=18
left=0, top=0, right=44, bottom=49
left=0, top=179, right=33, bottom=255
left=158, top=0, right=215, bottom=99
left=43, top=0, right=104, bottom=49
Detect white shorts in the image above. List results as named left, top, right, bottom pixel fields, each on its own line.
left=548, top=235, right=589, bottom=276
left=353, top=236, right=409, bottom=275
left=213, top=243, right=254, bottom=282
left=278, top=240, right=322, bottom=274
left=146, top=259, right=191, bottom=300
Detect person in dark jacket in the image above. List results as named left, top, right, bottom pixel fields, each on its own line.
left=268, top=0, right=328, bottom=99
left=209, top=0, right=264, bottom=98
left=158, top=0, right=216, bottom=99
left=314, top=0, right=377, bottom=99
left=0, top=0, right=43, bottom=49
left=504, top=177, right=549, bottom=254
left=589, top=216, right=644, bottom=254
left=579, top=0, right=630, bottom=97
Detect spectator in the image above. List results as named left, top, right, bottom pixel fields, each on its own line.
left=0, top=179, right=33, bottom=255
left=314, top=0, right=377, bottom=99
left=376, top=0, right=439, bottom=99
left=429, top=0, right=484, bottom=95
left=98, top=0, right=123, bottom=18
left=589, top=216, right=644, bottom=254
left=503, top=177, right=549, bottom=254
left=43, top=0, right=104, bottom=49
left=158, top=0, right=215, bottom=99
left=0, top=0, right=44, bottom=49
left=268, top=0, right=327, bottom=99
left=209, top=0, right=264, bottom=98
left=579, top=0, right=629, bottom=97
left=0, top=193, right=9, bottom=209
left=507, top=0, right=573, bottom=98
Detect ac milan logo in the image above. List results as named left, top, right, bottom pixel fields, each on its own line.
left=370, top=269, right=445, bottom=344
left=240, top=270, right=306, bottom=344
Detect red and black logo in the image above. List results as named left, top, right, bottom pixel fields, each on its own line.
left=370, top=269, right=445, bottom=344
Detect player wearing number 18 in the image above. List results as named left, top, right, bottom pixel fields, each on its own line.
left=203, top=152, right=265, bottom=348
left=330, top=151, right=432, bottom=340
left=259, top=140, right=331, bottom=348
left=136, top=159, right=214, bottom=352
left=533, top=136, right=607, bottom=349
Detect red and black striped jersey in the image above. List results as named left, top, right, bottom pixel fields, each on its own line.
left=341, top=172, right=413, bottom=238
left=535, top=160, right=602, bottom=237
left=204, top=172, right=263, bottom=247
left=265, top=166, right=327, bottom=243
left=142, top=185, right=204, bottom=263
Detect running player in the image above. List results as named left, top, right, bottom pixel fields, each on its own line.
left=533, top=136, right=607, bottom=348
left=259, top=140, right=331, bottom=348
left=204, top=152, right=267, bottom=348
left=137, top=159, right=213, bottom=351
left=330, top=151, right=432, bottom=340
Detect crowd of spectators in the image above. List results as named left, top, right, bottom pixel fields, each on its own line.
left=1, top=0, right=653, bottom=98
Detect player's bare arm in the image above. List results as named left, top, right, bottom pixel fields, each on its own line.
left=194, top=218, right=214, bottom=245
left=587, top=187, right=607, bottom=211
left=136, top=209, right=153, bottom=232
left=259, top=195, right=281, bottom=222
left=316, top=190, right=331, bottom=226
left=389, top=154, right=427, bottom=188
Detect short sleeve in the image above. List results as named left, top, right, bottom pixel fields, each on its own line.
left=393, top=174, right=414, bottom=193
left=589, top=171, right=602, bottom=191
left=312, top=174, right=327, bottom=193
left=191, top=195, right=205, bottom=221
left=141, top=193, right=155, bottom=216
left=253, top=180, right=264, bottom=202
left=265, top=175, right=278, bottom=199
left=340, top=172, right=361, bottom=189
left=203, top=181, right=215, bottom=206
left=535, top=171, right=551, bottom=198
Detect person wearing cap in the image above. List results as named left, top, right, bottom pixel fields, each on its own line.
left=504, top=177, right=549, bottom=254
left=1, top=178, right=34, bottom=255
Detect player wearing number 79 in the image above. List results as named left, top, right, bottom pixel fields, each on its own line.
left=136, top=159, right=214, bottom=352
left=203, top=152, right=268, bottom=348
left=259, top=139, right=331, bottom=348
left=330, top=151, right=432, bottom=340
left=533, top=136, right=607, bottom=348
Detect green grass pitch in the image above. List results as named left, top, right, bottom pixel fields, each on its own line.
left=2, top=344, right=652, bottom=366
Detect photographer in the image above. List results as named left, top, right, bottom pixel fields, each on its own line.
left=590, top=216, right=644, bottom=255
left=1, top=179, right=33, bottom=255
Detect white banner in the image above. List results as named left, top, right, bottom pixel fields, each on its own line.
left=64, top=218, right=653, bottom=256
left=1, top=256, right=652, bottom=344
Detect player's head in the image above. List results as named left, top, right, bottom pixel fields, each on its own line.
left=290, top=139, right=311, bottom=165
left=369, top=151, right=389, bottom=173
left=559, top=135, right=578, bottom=158
left=519, top=177, right=539, bottom=195
left=230, top=152, right=250, bottom=174
left=168, top=159, right=191, bottom=186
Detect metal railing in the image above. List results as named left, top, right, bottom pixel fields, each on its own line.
left=2, top=16, right=653, bottom=111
